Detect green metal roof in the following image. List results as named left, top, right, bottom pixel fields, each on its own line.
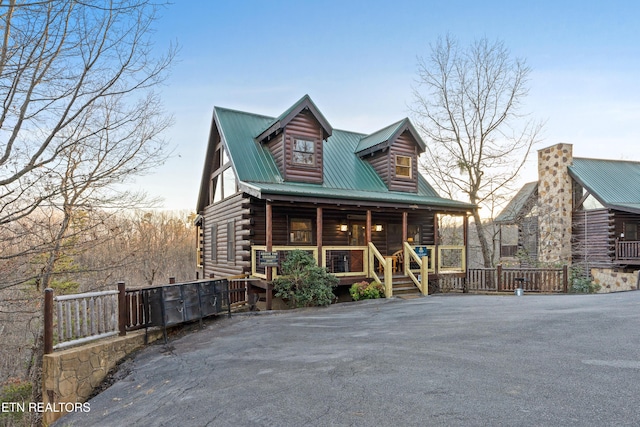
left=212, top=103, right=474, bottom=211
left=355, top=117, right=426, bottom=156
left=494, top=182, right=538, bottom=223
left=255, top=94, right=332, bottom=143
left=569, top=157, right=640, bottom=214
left=355, top=119, right=405, bottom=153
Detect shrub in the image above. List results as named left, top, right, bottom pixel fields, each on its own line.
left=569, top=267, right=601, bottom=294
left=272, top=250, right=338, bottom=308
left=349, top=281, right=385, bottom=301
left=570, top=277, right=601, bottom=293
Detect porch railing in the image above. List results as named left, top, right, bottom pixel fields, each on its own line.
left=368, top=242, right=393, bottom=297
left=438, top=245, right=466, bottom=272
left=616, top=240, right=640, bottom=261
left=251, top=246, right=319, bottom=279
left=403, top=242, right=428, bottom=295
left=322, top=246, right=368, bottom=277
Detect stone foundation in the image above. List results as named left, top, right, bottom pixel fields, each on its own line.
left=591, top=268, right=640, bottom=293
left=42, top=329, right=163, bottom=425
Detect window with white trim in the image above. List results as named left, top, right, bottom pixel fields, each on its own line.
left=395, top=155, right=412, bottom=178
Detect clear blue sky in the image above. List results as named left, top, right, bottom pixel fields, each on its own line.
left=139, top=0, right=640, bottom=211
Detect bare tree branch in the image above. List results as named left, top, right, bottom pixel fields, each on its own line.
left=412, top=35, right=545, bottom=267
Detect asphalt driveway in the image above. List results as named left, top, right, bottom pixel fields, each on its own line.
left=57, top=292, right=640, bottom=426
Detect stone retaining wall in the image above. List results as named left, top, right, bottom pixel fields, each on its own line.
left=42, top=329, right=163, bottom=425
left=591, top=268, right=640, bottom=293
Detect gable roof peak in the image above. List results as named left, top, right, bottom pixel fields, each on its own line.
left=255, top=94, right=333, bottom=143
left=355, top=117, right=426, bottom=157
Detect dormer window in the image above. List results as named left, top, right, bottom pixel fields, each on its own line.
left=293, top=138, right=315, bottom=166
left=395, top=155, right=412, bottom=178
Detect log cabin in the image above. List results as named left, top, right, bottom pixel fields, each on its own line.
left=195, top=95, right=475, bottom=301
left=496, top=143, right=640, bottom=290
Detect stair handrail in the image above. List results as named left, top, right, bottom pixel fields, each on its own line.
left=403, top=242, right=429, bottom=296
left=368, top=242, right=393, bottom=298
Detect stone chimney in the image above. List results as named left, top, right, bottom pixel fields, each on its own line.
left=537, top=143, right=573, bottom=264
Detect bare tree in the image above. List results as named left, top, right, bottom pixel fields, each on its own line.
left=0, top=1, right=175, bottom=417
left=0, top=0, right=174, bottom=229
left=412, top=35, right=543, bottom=267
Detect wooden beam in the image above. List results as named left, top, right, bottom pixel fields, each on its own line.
left=265, top=201, right=273, bottom=310
left=317, top=207, right=323, bottom=267
left=44, top=288, right=54, bottom=354
left=366, top=210, right=372, bottom=244
left=266, top=201, right=273, bottom=251
left=434, top=213, right=439, bottom=274
left=402, top=212, right=408, bottom=243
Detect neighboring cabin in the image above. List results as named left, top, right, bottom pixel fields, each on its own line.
left=195, top=95, right=475, bottom=298
left=496, top=143, right=640, bottom=292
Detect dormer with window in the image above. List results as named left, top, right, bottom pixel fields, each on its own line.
left=356, top=118, right=425, bottom=193
left=255, top=95, right=332, bottom=184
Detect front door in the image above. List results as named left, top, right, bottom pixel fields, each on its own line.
left=349, top=221, right=366, bottom=246
left=349, top=221, right=366, bottom=271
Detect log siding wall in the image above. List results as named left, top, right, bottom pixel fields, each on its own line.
left=266, top=133, right=285, bottom=174
left=572, top=208, right=614, bottom=268
left=388, top=131, right=418, bottom=193
left=202, top=193, right=253, bottom=278
left=363, top=130, right=419, bottom=193
left=366, top=151, right=390, bottom=187
left=282, top=110, right=324, bottom=184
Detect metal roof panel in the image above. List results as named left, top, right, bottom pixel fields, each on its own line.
left=212, top=102, right=473, bottom=211
left=569, top=157, right=640, bottom=210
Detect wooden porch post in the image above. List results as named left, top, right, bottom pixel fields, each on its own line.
left=317, top=207, right=323, bottom=267
left=463, top=214, right=469, bottom=293
left=433, top=213, right=439, bottom=274
left=366, top=210, right=372, bottom=244
left=118, top=281, right=127, bottom=336
left=44, top=288, right=54, bottom=354
left=265, top=201, right=273, bottom=310
left=402, top=212, right=408, bottom=243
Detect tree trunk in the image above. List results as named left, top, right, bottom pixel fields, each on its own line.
left=472, top=210, right=494, bottom=267
left=27, top=328, right=44, bottom=427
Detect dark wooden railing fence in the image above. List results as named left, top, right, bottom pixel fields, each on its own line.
left=616, top=240, right=640, bottom=261
left=466, top=265, right=568, bottom=293
left=45, top=276, right=250, bottom=354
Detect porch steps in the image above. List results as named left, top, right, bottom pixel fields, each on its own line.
left=392, top=275, right=423, bottom=299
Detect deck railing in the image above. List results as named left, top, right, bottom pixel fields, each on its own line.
left=45, top=277, right=249, bottom=354
left=44, top=284, right=127, bottom=353
left=438, top=245, right=466, bottom=272
left=250, top=244, right=466, bottom=284
left=616, top=240, right=640, bottom=261
left=251, top=246, right=319, bottom=279
left=322, top=246, right=369, bottom=277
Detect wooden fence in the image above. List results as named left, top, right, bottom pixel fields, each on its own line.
left=44, top=283, right=127, bottom=354
left=465, top=265, right=568, bottom=293
left=45, top=277, right=251, bottom=354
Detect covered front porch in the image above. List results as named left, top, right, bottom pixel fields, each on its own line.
left=248, top=200, right=469, bottom=298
